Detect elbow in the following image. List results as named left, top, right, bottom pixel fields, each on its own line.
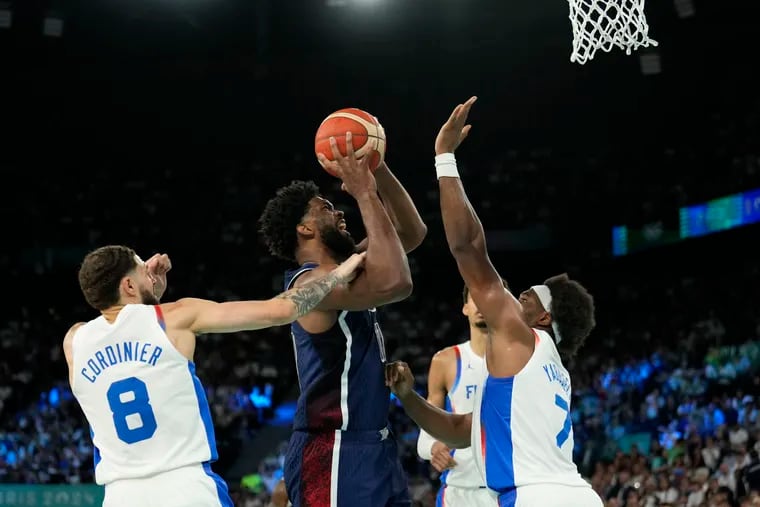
left=451, top=439, right=471, bottom=450
left=399, top=224, right=427, bottom=253
left=373, top=276, right=413, bottom=304
left=387, top=276, right=414, bottom=301
left=401, top=223, right=428, bottom=253
left=441, top=432, right=470, bottom=450
left=417, top=222, right=429, bottom=240
left=398, top=278, right=414, bottom=299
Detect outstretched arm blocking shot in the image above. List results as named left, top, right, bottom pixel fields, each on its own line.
left=434, top=97, right=535, bottom=376
left=389, top=98, right=602, bottom=507
left=62, top=245, right=366, bottom=506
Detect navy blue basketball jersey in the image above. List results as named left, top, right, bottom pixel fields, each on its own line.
left=284, top=263, right=390, bottom=432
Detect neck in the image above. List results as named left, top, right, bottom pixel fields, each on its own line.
left=535, top=324, right=553, bottom=341
left=102, top=304, right=127, bottom=324
left=296, top=243, right=338, bottom=266
left=469, top=326, right=488, bottom=357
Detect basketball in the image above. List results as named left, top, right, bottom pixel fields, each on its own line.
left=315, top=108, right=387, bottom=177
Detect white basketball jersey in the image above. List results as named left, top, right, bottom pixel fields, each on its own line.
left=472, top=329, right=589, bottom=491
left=441, top=341, right=487, bottom=489
left=70, top=304, right=217, bottom=485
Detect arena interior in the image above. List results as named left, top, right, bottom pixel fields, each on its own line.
left=2, top=0, right=760, bottom=505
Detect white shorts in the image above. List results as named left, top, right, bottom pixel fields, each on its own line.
left=507, top=484, right=604, bottom=507
left=437, top=485, right=498, bottom=507
left=103, top=463, right=233, bottom=507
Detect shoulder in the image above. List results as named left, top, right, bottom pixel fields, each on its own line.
left=64, top=322, right=86, bottom=341
left=427, top=346, right=460, bottom=392
left=532, top=328, right=552, bottom=348
left=164, top=298, right=202, bottom=310
left=292, top=264, right=338, bottom=287
left=63, top=322, right=86, bottom=358
left=159, top=299, right=212, bottom=330
left=430, top=345, right=459, bottom=370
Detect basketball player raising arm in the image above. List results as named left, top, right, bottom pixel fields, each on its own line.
left=258, top=132, right=423, bottom=507
left=62, top=246, right=365, bottom=507
left=354, top=160, right=428, bottom=254
left=387, top=97, right=602, bottom=507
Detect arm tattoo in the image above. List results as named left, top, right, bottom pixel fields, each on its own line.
left=276, top=273, right=341, bottom=318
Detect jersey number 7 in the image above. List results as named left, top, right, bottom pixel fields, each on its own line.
left=554, top=394, right=572, bottom=448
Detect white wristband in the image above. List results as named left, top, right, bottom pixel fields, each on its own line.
left=435, top=153, right=460, bottom=179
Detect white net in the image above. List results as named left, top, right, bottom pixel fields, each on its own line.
left=568, top=0, right=658, bottom=64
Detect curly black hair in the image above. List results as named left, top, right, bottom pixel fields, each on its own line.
left=544, top=273, right=596, bottom=360
left=258, top=180, right=320, bottom=262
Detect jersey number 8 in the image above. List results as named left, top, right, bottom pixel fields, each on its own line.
left=106, top=377, right=158, bottom=444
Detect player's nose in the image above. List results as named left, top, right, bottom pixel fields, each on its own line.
left=335, top=210, right=344, bottom=219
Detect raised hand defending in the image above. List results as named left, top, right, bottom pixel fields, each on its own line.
left=435, top=96, right=477, bottom=156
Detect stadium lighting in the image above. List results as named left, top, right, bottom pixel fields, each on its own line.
left=674, top=0, right=695, bottom=18
left=43, top=12, right=63, bottom=37
left=325, top=0, right=380, bottom=7
left=639, top=52, right=661, bottom=75
left=0, top=2, right=11, bottom=29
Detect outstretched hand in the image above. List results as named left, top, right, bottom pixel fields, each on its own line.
left=435, top=96, right=477, bottom=155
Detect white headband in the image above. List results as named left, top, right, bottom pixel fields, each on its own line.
left=531, top=285, right=562, bottom=344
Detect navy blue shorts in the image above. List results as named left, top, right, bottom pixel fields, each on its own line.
left=284, top=428, right=410, bottom=507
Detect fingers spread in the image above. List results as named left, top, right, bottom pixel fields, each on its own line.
left=345, top=131, right=355, bottom=159
left=329, top=137, right=343, bottom=162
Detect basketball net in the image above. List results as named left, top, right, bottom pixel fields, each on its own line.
left=568, top=0, right=658, bottom=64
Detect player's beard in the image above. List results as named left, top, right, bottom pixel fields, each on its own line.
left=320, top=224, right=356, bottom=262
left=139, top=286, right=160, bottom=306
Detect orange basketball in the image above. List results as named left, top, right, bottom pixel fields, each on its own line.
left=315, top=108, right=386, bottom=177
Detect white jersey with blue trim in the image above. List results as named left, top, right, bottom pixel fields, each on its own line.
left=472, top=329, right=589, bottom=492
left=440, top=341, right=487, bottom=489
left=70, top=304, right=217, bottom=485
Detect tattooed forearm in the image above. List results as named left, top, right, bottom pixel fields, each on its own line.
left=276, top=273, right=342, bottom=318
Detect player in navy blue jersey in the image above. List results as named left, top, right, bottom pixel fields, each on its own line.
left=258, top=132, right=426, bottom=507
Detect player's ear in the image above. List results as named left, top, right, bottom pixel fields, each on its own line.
left=297, top=222, right=315, bottom=239
left=121, top=275, right=138, bottom=297
left=538, top=311, right=552, bottom=327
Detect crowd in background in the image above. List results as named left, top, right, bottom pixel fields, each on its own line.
left=3, top=55, right=760, bottom=507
